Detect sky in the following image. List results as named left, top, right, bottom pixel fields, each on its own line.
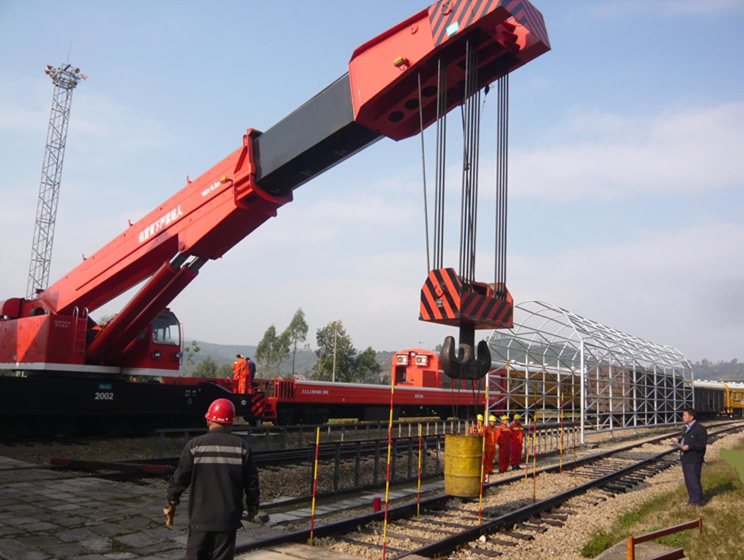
left=1, top=0, right=743, bottom=364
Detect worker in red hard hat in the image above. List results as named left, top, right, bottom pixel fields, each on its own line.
left=495, top=415, right=513, bottom=473
left=165, top=398, right=260, bottom=560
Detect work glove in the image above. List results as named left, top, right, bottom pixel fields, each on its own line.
left=164, top=501, right=177, bottom=528
left=246, top=505, right=259, bottom=523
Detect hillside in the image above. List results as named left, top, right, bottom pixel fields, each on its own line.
left=181, top=342, right=743, bottom=383
left=183, top=339, right=395, bottom=380
left=690, top=359, right=744, bottom=381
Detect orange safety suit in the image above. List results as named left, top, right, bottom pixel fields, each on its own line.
left=469, top=422, right=483, bottom=436
left=234, top=357, right=249, bottom=394
left=509, top=421, right=524, bottom=467
left=483, top=424, right=497, bottom=474
left=494, top=422, right=512, bottom=473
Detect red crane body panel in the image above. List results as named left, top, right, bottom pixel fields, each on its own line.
left=38, top=134, right=290, bottom=317
left=350, top=0, right=550, bottom=140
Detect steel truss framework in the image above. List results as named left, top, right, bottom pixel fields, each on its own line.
left=486, top=301, right=693, bottom=443
left=27, top=64, right=85, bottom=299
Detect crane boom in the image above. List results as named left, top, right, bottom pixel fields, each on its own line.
left=1, top=0, right=550, bottom=375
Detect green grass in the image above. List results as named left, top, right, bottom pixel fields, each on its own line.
left=581, top=433, right=744, bottom=560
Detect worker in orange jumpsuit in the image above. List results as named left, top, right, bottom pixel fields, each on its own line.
left=233, top=354, right=249, bottom=394
left=469, top=414, right=484, bottom=435
left=495, top=415, right=512, bottom=473
left=509, top=414, right=524, bottom=470
left=483, top=415, right=498, bottom=481
left=232, top=354, right=242, bottom=380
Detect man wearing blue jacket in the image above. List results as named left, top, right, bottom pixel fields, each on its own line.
left=671, top=408, right=707, bottom=507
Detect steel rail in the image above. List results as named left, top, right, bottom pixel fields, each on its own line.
left=394, top=422, right=744, bottom=558
left=232, top=422, right=743, bottom=558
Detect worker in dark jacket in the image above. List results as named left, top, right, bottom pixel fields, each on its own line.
left=245, top=356, right=257, bottom=387
left=165, top=398, right=259, bottom=560
left=671, top=408, right=707, bottom=507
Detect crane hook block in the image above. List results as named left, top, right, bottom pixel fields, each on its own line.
left=419, top=268, right=513, bottom=329
left=440, top=336, right=491, bottom=380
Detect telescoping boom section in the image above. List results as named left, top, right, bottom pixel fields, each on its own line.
left=0, top=0, right=550, bottom=376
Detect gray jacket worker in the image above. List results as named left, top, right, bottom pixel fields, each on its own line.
left=166, top=398, right=259, bottom=560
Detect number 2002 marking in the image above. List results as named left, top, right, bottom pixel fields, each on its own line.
left=95, top=392, right=114, bottom=400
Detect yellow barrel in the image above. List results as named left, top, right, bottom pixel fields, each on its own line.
left=444, top=433, right=483, bottom=498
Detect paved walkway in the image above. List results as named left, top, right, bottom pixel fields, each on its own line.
left=0, top=453, right=441, bottom=560
left=0, top=455, right=286, bottom=560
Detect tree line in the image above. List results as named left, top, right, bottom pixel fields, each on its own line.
left=692, top=358, right=744, bottom=381
left=181, top=308, right=385, bottom=384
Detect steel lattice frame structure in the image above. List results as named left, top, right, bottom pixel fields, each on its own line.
left=27, top=64, right=85, bottom=299
left=486, top=300, right=693, bottom=443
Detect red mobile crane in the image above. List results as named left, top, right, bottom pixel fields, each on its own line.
left=0, top=0, right=550, bottom=434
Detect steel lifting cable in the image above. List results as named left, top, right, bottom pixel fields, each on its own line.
left=470, top=81, right=482, bottom=285
left=458, top=41, right=480, bottom=285
left=494, top=74, right=509, bottom=296
left=418, top=73, right=431, bottom=273
left=433, top=59, right=447, bottom=271
left=469, top=48, right=481, bottom=284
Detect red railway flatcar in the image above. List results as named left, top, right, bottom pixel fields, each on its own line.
left=253, top=349, right=500, bottom=425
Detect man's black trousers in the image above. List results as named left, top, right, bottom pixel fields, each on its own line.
left=681, top=462, right=703, bottom=506
left=185, top=530, right=237, bottom=560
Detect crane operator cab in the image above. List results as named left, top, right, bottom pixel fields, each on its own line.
left=116, top=310, right=183, bottom=375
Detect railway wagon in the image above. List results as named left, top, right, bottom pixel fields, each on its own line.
left=693, top=380, right=727, bottom=417
left=258, top=349, right=492, bottom=425
left=489, top=366, right=580, bottom=414
left=691, top=380, right=744, bottom=417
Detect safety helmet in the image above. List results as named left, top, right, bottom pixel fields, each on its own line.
left=476, top=414, right=484, bottom=421
left=500, top=415, right=509, bottom=421
left=488, top=415, right=497, bottom=422
left=205, top=398, right=236, bottom=424
left=513, top=414, right=521, bottom=420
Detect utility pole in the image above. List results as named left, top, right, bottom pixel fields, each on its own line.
left=27, top=64, right=86, bottom=298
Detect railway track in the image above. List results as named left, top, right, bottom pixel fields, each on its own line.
left=234, top=422, right=744, bottom=559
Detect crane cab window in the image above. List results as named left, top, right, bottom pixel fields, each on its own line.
left=152, top=315, right=180, bottom=346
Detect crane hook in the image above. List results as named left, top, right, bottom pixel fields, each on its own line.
left=439, top=324, right=491, bottom=380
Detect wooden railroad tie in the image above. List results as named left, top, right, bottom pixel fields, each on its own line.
left=501, top=530, right=534, bottom=541
left=338, top=536, right=404, bottom=553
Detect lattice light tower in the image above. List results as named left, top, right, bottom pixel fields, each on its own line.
left=26, top=64, right=87, bottom=299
